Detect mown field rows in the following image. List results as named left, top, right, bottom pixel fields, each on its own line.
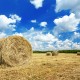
left=0, top=53, right=80, bottom=80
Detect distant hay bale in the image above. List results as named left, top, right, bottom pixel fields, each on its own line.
left=77, top=52, right=80, bottom=56
left=0, top=36, right=32, bottom=67
left=51, top=51, right=58, bottom=56
left=46, top=52, right=51, bottom=56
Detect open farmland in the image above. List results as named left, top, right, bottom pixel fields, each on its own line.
left=0, top=53, right=80, bottom=80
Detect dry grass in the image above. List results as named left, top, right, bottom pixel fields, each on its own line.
left=0, top=53, right=80, bottom=80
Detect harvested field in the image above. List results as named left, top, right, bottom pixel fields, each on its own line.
left=0, top=53, right=80, bottom=80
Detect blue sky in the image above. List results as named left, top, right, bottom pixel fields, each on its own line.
left=0, top=0, right=80, bottom=50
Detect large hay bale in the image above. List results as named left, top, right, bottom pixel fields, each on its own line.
left=0, top=36, right=32, bottom=66
left=0, top=39, right=4, bottom=64
left=52, top=51, right=58, bottom=56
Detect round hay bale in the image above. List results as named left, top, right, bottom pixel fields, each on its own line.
left=46, top=52, right=51, bottom=56
left=77, top=52, right=80, bottom=56
left=52, top=51, right=58, bottom=56
left=0, top=36, right=32, bottom=66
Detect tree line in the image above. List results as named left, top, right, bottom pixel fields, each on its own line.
left=33, top=50, right=80, bottom=53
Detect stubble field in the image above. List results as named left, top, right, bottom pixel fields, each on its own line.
left=0, top=53, right=80, bottom=80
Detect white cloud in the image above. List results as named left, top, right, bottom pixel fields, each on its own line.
left=30, top=27, right=35, bottom=31
left=53, top=13, right=80, bottom=36
left=12, top=27, right=58, bottom=50
left=73, top=32, right=80, bottom=39
left=12, top=28, right=80, bottom=50
left=30, top=0, right=44, bottom=9
left=31, top=20, right=37, bottom=23
left=46, top=44, right=57, bottom=50
left=40, top=22, right=47, bottom=27
left=55, top=0, right=80, bottom=18
left=71, top=32, right=80, bottom=41
left=13, top=32, right=23, bottom=37
left=56, top=39, right=72, bottom=50
left=34, top=33, right=58, bottom=42
left=72, top=42, right=80, bottom=49
left=0, top=32, right=7, bottom=38
left=0, top=14, right=21, bottom=32
left=10, top=14, right=21, bottom=22
left=55, top=39, right=80, bottom=50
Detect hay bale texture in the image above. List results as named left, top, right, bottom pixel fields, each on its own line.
left=0, top=36, right=32, bottom=66
left=77, top=52, right=80, bottom=56
left=52, top=51, right=58, bottom=56
left=46, top=52, right=51, bottom=56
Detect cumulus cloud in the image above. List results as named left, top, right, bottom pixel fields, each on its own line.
left=12, top=27, right=58, bottom=50
left=12, top=27, right=80, bottom=50
left=0, top=32, right=7, bottom=38
left=55, top=0, right=80, bottom=18
left=13, top=32, right=23, bottom=36
left=55, top=39, right=72, bottom=50
left=34, top=33, right=58, bottom=42
left=71, top=32, right=80, bottom=41
left=30, top=0, right=44, bottom=9
left=10, top=14, right=21, bottom=22
left=73, top=32, right=80, bottom=39
left=56, top=39, right=80, bottom=50
left=53, top=13, right=80, bottom=36
left=40, top=22, right=47, bottom=27
left=31, top=20, right=37, bottom=23
left=72, top=42, right=80, bottom=49
left=0, top=14, right=21, bottom=32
